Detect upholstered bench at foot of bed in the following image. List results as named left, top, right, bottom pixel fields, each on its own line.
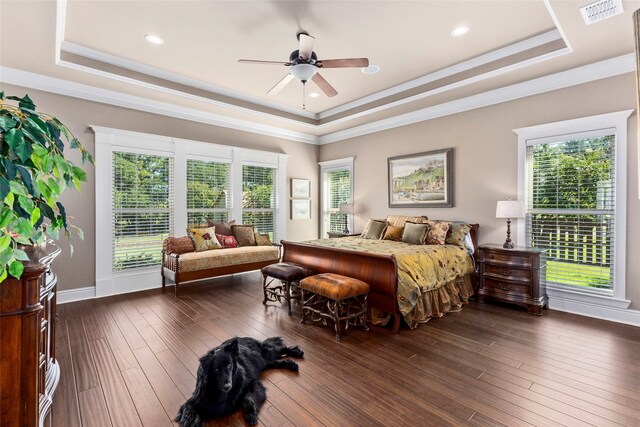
left=299, top=273, right=369, bottom=342
left=261, top=262, right=316, bottom=315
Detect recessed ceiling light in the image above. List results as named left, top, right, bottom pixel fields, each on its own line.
left=361, top=64, right=380, bottom=74
left=308, top=92, right=320, bottom=98
left=451, top=26, right=470, bottom=37
left=145, top=34, right=164, bottom=45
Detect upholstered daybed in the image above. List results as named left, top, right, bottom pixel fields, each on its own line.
left=161, top=236, right=280, bottom=297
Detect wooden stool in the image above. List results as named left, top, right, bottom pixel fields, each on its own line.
left=261, top=262, right=315, bottom=315
left=299, top=273, right=369, bottom=342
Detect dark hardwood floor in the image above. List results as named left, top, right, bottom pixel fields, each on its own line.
left=51, top=272, right=640, bottom=426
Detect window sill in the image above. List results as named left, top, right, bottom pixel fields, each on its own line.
left=547, top=285, right=630, bottom=309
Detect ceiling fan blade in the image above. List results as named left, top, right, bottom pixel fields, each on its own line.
left=298, top=33, right=315, bottom=61
left=311, top=73, right=338, bottom=97
left=238, top=59, right=291, bottom=66
left=317, top=58, right=369, bottom=68
left=267, top=74, right=295, bottom=95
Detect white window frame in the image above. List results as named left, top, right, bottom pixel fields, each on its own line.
left=318, top=157, right=355, bottom=238
left=514, top=110, right=632, bottom=310
left=186, top=156, right=233, bottom=227
left=93, top=126, right=288, bottom=297
left=241, top=161, right=280, bottom=240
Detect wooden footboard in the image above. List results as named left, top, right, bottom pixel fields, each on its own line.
left=281, top=240, right=402, bottom=332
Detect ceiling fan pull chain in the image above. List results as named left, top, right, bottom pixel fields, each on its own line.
left=302, top=82, right=306, bottom=110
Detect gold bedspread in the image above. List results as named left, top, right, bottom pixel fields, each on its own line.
left=304, top=237, right=475, bottom=326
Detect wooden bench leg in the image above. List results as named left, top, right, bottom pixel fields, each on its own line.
left=300, top=289, right=307, bottom=324
left=333, top=300, right=342, bottom=342
left=262, top=274, right=268, bottom=304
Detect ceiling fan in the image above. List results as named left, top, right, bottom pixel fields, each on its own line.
left=238, top=32, right=369, bottom=108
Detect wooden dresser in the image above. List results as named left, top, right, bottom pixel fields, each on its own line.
left=477, top=243, right=547, bottom=315
left=0, top=243, right=61, bottom=427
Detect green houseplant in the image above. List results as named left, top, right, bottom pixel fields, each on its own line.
left=0, top=92, right=94, bottom=281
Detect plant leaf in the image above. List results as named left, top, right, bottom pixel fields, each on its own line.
left=0, top=116, right=17, bottom=131
left=5, top=128, right=24, bottom=151
left=8, top=259, right=24, bottom=279
left=0, top=177, right=10, bottom=201
left=0, top=234, right=10, bottom=251
left=0, top=208, right=12, bottom=228
left=4, top=192, right=14, bottom=209
left=30, top=207, right=40, bottom=226
left=3, top=158, right=16, bottom=180
left=13, top=249, right=30, bottom=261
left=0, top=266, right=7, bottom=283
left=16, top=165, right=34, bottom=195
left=56, top=202, right=67, bottom=228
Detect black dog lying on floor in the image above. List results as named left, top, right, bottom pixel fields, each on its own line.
left=176, top=336, right=303, bottom=427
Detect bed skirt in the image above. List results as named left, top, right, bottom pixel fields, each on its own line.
left=372, top=273, right=475, bottom=329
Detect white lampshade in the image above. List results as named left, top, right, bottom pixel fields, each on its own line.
left=289, top=64, right=317, bottom=82
left=495, top=200, right=525, bottom=219
left=339, top=202, right=354, bottom=214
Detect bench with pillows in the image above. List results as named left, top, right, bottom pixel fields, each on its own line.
left=161, top=219, right=280, bottom=296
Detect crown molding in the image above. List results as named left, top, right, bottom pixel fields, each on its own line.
left=0, top=66, right=320, bottom=145
left=60, top=41, right=318, bottom=122
left=318, top=29, right=565, bottom=120
left=318, top=53, right=636, bottom=144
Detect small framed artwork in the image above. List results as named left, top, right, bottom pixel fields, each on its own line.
left=388, top=148, right=453, bottom=208
left=291, top=199, right=311, bottom=220
left=291, top=178, right=310, bottom=198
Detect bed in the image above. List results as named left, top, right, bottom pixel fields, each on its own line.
left=281, top=220, right=479, bottom=333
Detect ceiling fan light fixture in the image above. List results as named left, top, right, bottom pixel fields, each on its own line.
left=144, top=34, right=164, bottom=45
left=451, top=26, right=470, bottom=37
left=308, top=92, right=320, bottom=98
left=362, top=64, right=380, bottom=74
left=289, top=64, right=317, bottom=83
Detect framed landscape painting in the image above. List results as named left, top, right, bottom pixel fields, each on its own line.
left=291, top=178, right=310, bottom=198
left=291, top=199, right=311, bottom=220
left=388, top=148, right=453, bottom=208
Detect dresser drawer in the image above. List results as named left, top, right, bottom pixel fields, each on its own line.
left=481, top=250, right=532, bottom=267
left=483, top=264, right=532, bottom=283
left=481, top=278, right=531, bottom=296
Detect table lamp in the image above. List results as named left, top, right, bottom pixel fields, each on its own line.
left=339, top=202, right=354, bottom=234
left=495, top=200, right=525, bottom=249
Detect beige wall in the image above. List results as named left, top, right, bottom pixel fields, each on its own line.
left=3, top=84, right=320, bottom=291
left=318, top=74, right=640, bottom=309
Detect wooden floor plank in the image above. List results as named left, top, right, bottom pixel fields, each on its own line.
left=52, top=272, right=640, bottom=427
left=88, top=339, right=142, bottom=427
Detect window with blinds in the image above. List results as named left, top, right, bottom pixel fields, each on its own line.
left=112, top=152, right=173, bottom=271
left=187, top=159, right=231, bottom=227
left=324, top=168, right=352, bottom=234
left=525, top=132, right=615, bottom=292
left=242, top=165, right=277, bottom=239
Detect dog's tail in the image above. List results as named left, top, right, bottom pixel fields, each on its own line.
left=175, top=400, right=203, bottom=427
left=261, top=336, right=285, bottom=359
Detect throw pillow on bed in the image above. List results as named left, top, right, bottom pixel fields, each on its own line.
left=424, top=220, right=450, bottom=245
left=382, top=225, right=404, bottom=241
left=446, top=223, right=472, bottom=248
left=254, top=232, right=273, bottom=246
left=361, top=219, right=387, bottom=239
left=231, top=224, right=256, bottom=246
left=206, top=219, right=235, bottom=236
left=187, top=226, right=222, bottom=251
left=217, top=233, right=238, bottom=249
left=401, top=222, right=429, bottom=245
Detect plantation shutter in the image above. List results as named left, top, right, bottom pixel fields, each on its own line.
left=325, top=168, right=352, bottom=233
left=112, top=152, right=173, bottom=271
left=525, top=131, right=615, bottom=291
left=186, top=159, right=231, bottom=227
left=242, top=165, right=277, bottom=240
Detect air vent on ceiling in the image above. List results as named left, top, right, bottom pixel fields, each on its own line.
left=580, top=0, right=624, bottom=25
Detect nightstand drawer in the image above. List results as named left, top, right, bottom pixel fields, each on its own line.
left=484, top=264, right=532, bottom=283
left=482, top=278, right=530, bottom=295
left=481, top=250, right=532, bottom=267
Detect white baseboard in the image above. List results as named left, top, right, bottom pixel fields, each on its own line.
left=549, top=297, right=640, bottom=327
left=57, top=286, right=96, bottom=304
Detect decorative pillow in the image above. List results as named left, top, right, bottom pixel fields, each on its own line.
left=206, top=219, right=236, bottom=236
left=254, top=232, right=273, bottom=246
left=231, top=224, right=256, bottom=246
left=446, top=222, right=472, bottom=249
left=216, top=233, right=238, bottom=249
left=424, top=220, right=450, bottom=245
left=187, top=226, right=222, bottom=251
left=361, top=219, right=387, bottom=240
left=163, top=236, right=195, bottom=255
left=382, top=225, right=404, bottom=241
left=385, top=215, right=429, bottom=228
left=401, top=222, right=429, bottom=245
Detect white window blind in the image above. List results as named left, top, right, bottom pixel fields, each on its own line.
left=187, top=159, right=231, bottom=227
left=242, top=165, right=277, bottom=240
left=324, top=168, right=352, bottom=234
left=112, top=152, right=173, bottom=271
left=525, top=133, right=615, bottom=292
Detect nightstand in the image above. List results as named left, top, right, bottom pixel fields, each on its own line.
left=477, top=244, right=547, bottom=315
left=327, top=232, right=360, bottom=238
